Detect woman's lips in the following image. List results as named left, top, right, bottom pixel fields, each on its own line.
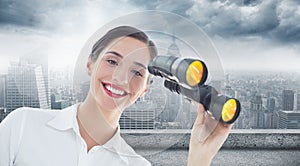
left=102, top=82, right=128, bottom=98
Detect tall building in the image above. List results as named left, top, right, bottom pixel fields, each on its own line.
left=20, top=54, right=50, bottom=108
left=0, top=107, right=6, bottom=123
left=167, top=33, right=180, bottom=56
left=297, top=93, right=300, bottom=111
left=250, top=95, right=264, bottom=128
left=278, top=111, right=300, bottom=129
left=0, top=75, right=6, bottom=108
left=6, top=61, right=49, bottom=113
left=266, top=97, right=277, bottom=128
left=225, top=74, right=230, bottom=86
left=294, top=92, right=298, bottom=111
left=282, top=90, right=294, bottom=111
left=267, top=98, right=275, bottom=111
left=120, top=98, right=155, bottom=129
left=50, top=94, right=69, bottom=109
left=263, top=112, right=275, bottom=129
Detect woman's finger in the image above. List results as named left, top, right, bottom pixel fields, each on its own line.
left=206, top=122, right=233, bottom=147
left=191, top=104, right=206, bottom=143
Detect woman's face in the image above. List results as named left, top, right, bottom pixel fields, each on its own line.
left=88, top=37, right=151, bottom=112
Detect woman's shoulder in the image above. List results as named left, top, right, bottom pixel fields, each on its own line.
left=1, top=105, right=76, bottom=127
left=0, top=107, right=54, bottom=128
left=118, top=136, right=151, bottom=166
left=8, top=107, right=61, bottom=120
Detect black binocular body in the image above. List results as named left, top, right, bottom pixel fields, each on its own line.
left=148, top=55, right=241, bottom=124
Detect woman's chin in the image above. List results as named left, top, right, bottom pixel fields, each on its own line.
left=98, top=101, right=127, bottom=113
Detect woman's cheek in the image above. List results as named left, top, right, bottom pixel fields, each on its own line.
left=131, top=78, right=147, bottom=92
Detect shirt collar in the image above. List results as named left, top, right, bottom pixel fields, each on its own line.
left=103, top=126, right=122, bottom=150
left=46, top=104, right=79, bottom=131
left=104, top=127, right=146, bottom=164
left=47, top=104, right=138, bottom=164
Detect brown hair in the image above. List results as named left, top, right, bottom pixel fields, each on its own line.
left=90, top=26, right=157, bottom=62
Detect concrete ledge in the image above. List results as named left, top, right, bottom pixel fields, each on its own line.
left=121, top=129, right=300, bottom=150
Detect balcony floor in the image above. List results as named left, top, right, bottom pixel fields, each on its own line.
left=140, top=149, right=300, bottom=166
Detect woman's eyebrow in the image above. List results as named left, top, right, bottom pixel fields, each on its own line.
left=106, top=51, right=123, bottom=58
left=134, top=62, right=146, bottom=69
left=106, top=51, right=146, bottom=69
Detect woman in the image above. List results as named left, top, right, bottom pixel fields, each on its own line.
left=0, top=26, right=232, bottom=166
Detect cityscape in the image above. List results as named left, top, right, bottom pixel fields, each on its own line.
left=0, top=37, right=300, bottom=130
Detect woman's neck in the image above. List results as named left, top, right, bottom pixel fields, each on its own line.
left=77, top=92, right=121, bottom=151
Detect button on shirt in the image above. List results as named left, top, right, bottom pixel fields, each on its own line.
left=0, top=104, right=151, bottom=166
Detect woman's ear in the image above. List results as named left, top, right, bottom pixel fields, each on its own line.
left=140, top=84, right=149, bottom=97
left=87, top=57, right=93, bottom=76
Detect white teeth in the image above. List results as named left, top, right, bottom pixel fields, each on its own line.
left=104, top=84, right=125, bottom=95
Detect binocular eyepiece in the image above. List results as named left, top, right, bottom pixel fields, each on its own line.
left=148, top=56, right=208, bottom=87
left=148, top=55, right=241, bottom=124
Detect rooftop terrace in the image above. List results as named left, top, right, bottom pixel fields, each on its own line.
left=121, top=129, right=300, bottom=166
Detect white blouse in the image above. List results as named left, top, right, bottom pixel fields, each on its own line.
left=0, top=104, right=151, bottom=166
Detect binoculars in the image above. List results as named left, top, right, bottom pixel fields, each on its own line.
left=148, top=56, right=241, bottom=124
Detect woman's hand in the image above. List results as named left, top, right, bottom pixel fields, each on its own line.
left=187, top=104, right=233, bottom=166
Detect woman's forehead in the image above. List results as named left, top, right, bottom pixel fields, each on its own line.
left=105, top=37, right=151, bottom=62
left=109, top=37, right=150, bottom=53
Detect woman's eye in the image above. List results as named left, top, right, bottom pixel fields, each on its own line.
left=107, top=59, right=118, bottom=65
left=132, top=70, right=143, bottom=77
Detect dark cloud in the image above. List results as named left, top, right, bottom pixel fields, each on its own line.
left=130, top=0, right=300, bottom=42
left=187, top=0, right=280, bottom=35
left=271, top=0, right=300, bottom=42
left=0, top=0, right=84, bottom=29
left=0, top=0, right=36, bottom=26
left=1, top=0, right=299, bottom=42
left=130, top=0, right=194, bottom=17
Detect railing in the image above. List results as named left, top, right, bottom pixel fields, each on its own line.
left=121, top=129, right=300, bottom=150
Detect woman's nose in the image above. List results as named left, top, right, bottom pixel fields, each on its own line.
left=112, top=65, right=129, bottom=85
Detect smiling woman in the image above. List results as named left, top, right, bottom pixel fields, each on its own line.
left=0, top=25, right=233, bottom=166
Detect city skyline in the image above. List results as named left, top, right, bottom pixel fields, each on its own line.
left=1, top=37, right=300, bottom=129
left=2, top=62, right=300, bottom=129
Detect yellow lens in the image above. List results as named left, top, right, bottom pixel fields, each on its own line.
left=222, top=99, right=237, bottom=122
left=186, top=61, right=203, bottom=86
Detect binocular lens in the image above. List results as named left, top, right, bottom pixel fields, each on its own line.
left=186, top=61, right=204, bottom=86
left=221, top=99, right=238, bottom=122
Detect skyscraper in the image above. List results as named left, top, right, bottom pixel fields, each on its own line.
left=297, top=93, right=300, bottom=111
left=267, top=97, right=275, bottom=112
left=20, top=54, right=51, bottom=108
left=6, top=61, right=48, bottom=113
left=0, top=75, right=6, bottom=108
left=120, top=99, right=155, bottom=129
left=250, top=95, right=264, bottom=128
left=0, top=107, right=6, bottom=123
left=278, top=111, right=300, bottom=129
left=266, top=97, right=276, bottom=128
left=282, top=90, right=294, bottom=111
left=167, top=33, right=180, bottom=56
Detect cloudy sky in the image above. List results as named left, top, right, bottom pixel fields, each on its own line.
left=0, top=0, right=299, bottom=73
